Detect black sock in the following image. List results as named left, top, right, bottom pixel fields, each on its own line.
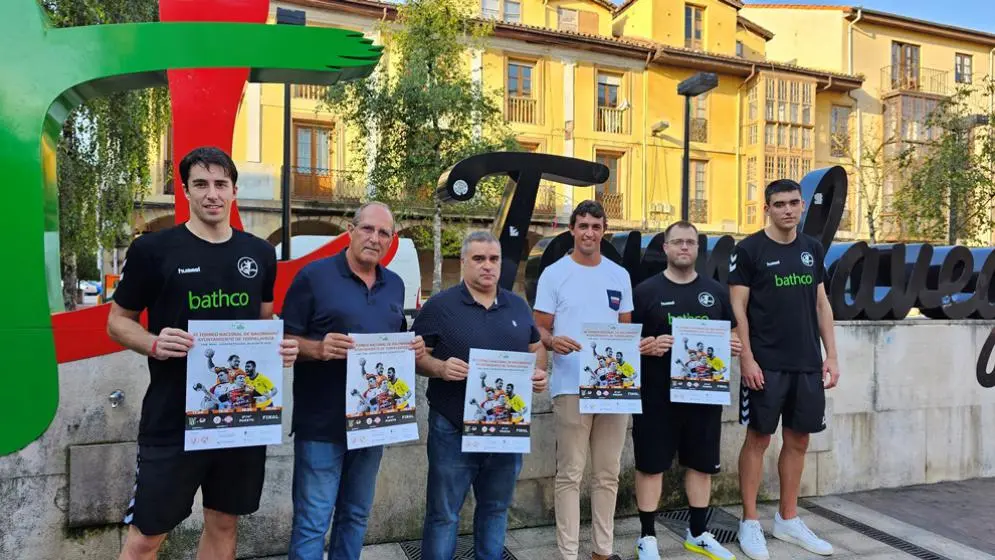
left=689, top=506, right=708, bottom=538
left=639, top=509, right=657, bottom=537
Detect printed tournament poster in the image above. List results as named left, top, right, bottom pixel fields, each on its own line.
left=185, top=319, right=284, bottom=451
left=462, top=348, right=535, bottom=454
left=578, top=322, right=643, bottom=414
left=670, top=317, right=733, bottom=405
left=345, top=332, right=418, bottom=450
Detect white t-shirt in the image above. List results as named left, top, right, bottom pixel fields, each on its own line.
left=533, top=254, right=634, bottom=397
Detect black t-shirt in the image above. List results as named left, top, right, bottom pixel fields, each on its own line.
left=728, top=230, right=825, bottom=372
left=411, top=283, right=540, bottom=429
left=113, top=225, right=277, bottom=446
left=632, top=273, right=736, bottom=395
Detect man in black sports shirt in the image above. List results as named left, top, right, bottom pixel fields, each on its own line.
left=729, top=179, right=840, bottom=559
left=630, top=221, right=741, bottom=560
left=107, top=147, right=299, bottom=560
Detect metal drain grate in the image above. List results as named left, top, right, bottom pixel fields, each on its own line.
left=798, top=499, right=953, bottom=560
left=399, top=535, right=519, bottom=560
left=656, top=507, right=764, bottom=544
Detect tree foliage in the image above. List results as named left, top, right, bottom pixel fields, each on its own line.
left=838, top=124, right=908, bottom=244
left=41, top=0, right=170, bottom=309
left=893, top=78, right=995, bottom=245
left=325, top=0, right=518, bottom=291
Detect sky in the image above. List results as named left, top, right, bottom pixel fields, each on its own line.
left=740, top=0, right=995, bottom=34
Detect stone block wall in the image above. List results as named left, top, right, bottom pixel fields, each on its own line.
left=2, top=321, right=994, bottom=558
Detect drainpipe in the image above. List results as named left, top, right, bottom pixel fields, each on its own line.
left=643, top=50, right=652, bottom=228
left=848, top=8, right=864, bottom=235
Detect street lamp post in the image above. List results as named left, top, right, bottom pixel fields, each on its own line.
left=677, top=72, right=718, bottom=222
left=277, top=8, right=306, bottom=261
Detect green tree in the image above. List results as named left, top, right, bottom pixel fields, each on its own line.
left=839, top=124, right=908, bottom=244
left=893, top=78, right=995, bottom=245
left=42, top=0, right=170, bottom=310
left=325, top=0, right=517, bottom=293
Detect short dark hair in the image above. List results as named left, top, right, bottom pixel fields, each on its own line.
left=179, top=147, right=239, bottom=187
left=765, top=179, right=802, bottom=204
left=664, top=220, right=698, bottom=240
left=228, top=354, right=239, bottom=361
left=570, top=200, right=607, bottom=228
left=246, top=360, right=256, bottom=367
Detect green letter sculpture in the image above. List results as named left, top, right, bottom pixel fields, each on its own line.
left=0, top=1, right=381, bottom=455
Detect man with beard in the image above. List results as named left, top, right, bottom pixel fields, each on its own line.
left=630, top=221, right=742, bottom=560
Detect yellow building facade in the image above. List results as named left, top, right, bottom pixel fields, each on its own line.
left=159, top=0, right=868, bottom=238
left=741, top=5, right=995, bottom=241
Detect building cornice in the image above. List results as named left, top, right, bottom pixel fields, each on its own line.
left=737, top=15, right=775, bottom=41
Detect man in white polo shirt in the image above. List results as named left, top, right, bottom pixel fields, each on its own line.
left=535, top=200, right=656, bottom=560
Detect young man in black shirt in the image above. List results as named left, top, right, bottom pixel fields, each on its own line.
left=630, top=221, right=741, bottom=560
left=729, top=179, right=840, bottom=559
left=108, top=147, right=299, bottom=560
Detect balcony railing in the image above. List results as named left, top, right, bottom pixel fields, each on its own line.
left=596, top=106, right=628, bottom=134
left=881, top=65, right=949, bottom=97
left=689, top=199, right=708, bottom=223
left=690, top=117, right=708, bottom=143
left=292, top=168, right=364, bottom=202
left=506, top=96, right=538, bottom=124
left=292, top=84, right=329, bottom=101
left=595, top=191, right=624, bottom=220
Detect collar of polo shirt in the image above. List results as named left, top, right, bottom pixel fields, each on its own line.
left=458, top=281, right=508, bottom=309
left=335, top=249, right=385, bottom=286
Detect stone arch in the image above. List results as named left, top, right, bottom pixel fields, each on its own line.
left=136, top=213, right=176, bottom=234
left=265, top=219, right=345, bottom=245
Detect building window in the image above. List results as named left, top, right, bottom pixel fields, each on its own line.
left=777, top=156, right=787, bottom=179
left=558, top=7, right=578, bottom=32
left=765, top=123, right=774, bottom=145
left=506, top=59, right=537, bottom=124
left=596, top=71, right=626, bottom=134
left=746, top=204, right=757, bottom=225
left=891, top=41, right=920, bottom=89
left=690, top=160, right=708, bottom=222
left=956, top=53, right=973, bottom=84
left=293, top=122, right=335, bottom=198
left=748, top=124, right=758, bottom=145
left=736, top=40, right=744, bottom=58
left=481, top=0, right=499, bottom=19
left=690, top=92, right=708, bottom=142
left=594, top=150, right=624, bottom=219
left=746, top=157, right=757, bottom=201
left=831, top=106, right=851, bottom=157
left=685, top=5, right=703, bottom=50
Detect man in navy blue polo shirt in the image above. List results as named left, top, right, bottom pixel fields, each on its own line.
left=281, top=202, right=425, bottom=560
left=412, top=230, right=548, bottom=560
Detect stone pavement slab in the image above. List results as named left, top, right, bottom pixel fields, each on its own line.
left=840, top=478, right=995, bottom=554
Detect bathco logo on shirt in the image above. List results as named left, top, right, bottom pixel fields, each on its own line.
left=188, top=289, right=251, bottom=310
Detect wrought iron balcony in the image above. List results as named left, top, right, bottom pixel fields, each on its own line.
left=595, top=191, right=624, bottom=220
left=506, top=96, right=538, bottom=124
left=881, top=65, right=949, bottom=97
left=596, top=106, right=628, bottom=134
left=291, top=167, right=364, bottom=202
left=689, top=199, right=708, bottom=223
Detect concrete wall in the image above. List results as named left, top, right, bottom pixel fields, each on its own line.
left=3, top=320, right=995, bottom=559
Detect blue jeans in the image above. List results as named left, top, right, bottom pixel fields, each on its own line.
left=289, top=439, right=384, bottom=560
left=422, top=409, right=523, bottom=560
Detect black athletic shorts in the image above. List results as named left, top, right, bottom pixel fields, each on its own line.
left=739, top=370, right=826, bottom=435
left=632, top=388, right=723, bottom=475
left=124, top=444, right=267, bottom=535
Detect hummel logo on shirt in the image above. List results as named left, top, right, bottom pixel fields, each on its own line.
left=766, top=260, right=781, bottom=267
left=660, top=300, right=676, bottom=306
left=178, top=266, right=201, bottom=274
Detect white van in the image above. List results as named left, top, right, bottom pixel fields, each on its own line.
left=274, top=234, right=423, bottom=317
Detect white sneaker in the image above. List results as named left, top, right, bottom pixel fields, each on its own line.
left=635, top=535, right=661, bottom=560
left=737, top=520, right=770, bottom=560
left=772, top=512, right=833, bottom=555
left=685, top=529, right=737, bottom=560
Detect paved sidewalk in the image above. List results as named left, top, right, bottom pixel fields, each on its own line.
left=260, top=479, right=995, bottom=560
